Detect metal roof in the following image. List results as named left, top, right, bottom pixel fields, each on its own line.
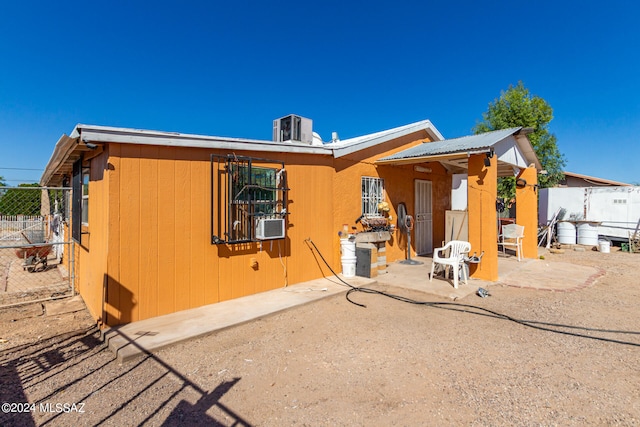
left=378, top=127, right=521, bottom=161
left=328, top=120, right=444, bottom=158
left=376, top=127, right=542, bottom=176
left=40, top=120, right=445, bottom=185
left=562, top=171, right=632, bottom=187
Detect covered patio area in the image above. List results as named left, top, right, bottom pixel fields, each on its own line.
left=377, top=127, right=543, bottom=281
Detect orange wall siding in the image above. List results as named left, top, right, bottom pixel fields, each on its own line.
left=106, top=146, right=122, bottom=325
left=119, top=144, right=142, bottom=323
left=139, top=147, right=159, bottom=320
left=282, top=154, right=335, bottom=284
left=331, top=131, right=450, bottom=265
left=77, top=133, right=453, bottom=326
left=98, top=145, right=339, bottom=325
left=157, top=147, right=178, bottom=316
left=72, top=149, right=111, bottom=324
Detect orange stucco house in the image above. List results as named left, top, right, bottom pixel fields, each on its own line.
left=40, top=116, right=541, bottom=327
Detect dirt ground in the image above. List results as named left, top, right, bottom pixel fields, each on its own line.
left=1, top=247, right=639, bottom=426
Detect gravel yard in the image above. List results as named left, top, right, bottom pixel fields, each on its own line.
left=1, top=248, right=639, bottom=426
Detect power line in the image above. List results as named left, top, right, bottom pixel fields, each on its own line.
left=0, top=167, right=43, bottom=171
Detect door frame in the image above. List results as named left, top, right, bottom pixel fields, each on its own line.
left=414, top=179, right=433, bottom=255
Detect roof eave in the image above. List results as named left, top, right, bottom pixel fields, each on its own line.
left=331, top=120, right=443, bottom=158
left=513, top=133, right=543, bottom=171
left=563, top=171, right=632, bottom=186
left=376, top=149, right=490, bottom=166
left=40, top=133, right=81, bottom=186
left=77, top=125, right=332, bottom=155
left=40, top=124, right=335, bottom=186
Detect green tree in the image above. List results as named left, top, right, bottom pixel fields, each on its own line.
left=473, top=81, right=566, bottom=200
left=0, top=183, right=41, bottom=215
left=0, top=175, right=6, bottom=186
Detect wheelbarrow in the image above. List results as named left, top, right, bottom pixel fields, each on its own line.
left=15, top=232, right=53, bottom=273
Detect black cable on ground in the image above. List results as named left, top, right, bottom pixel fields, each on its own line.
left=305, top=237, right=640, bottom=348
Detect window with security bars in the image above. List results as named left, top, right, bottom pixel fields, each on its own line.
left=211, top=154, right=287, bottom=244
left=361, top=177, right=385, bottom=217
left=229, top=163, right=278, bottom=238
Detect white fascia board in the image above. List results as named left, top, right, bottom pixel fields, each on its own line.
left=514, top=134, right=542, bottom=170
left=40, top=133, right=79, bottom=185
left=76, top=125, right=332, bottom=155
left=331, top=120, right=444, bottom=158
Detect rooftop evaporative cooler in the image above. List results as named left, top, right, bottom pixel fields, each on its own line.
left=272, top=114, right=313, bottom=144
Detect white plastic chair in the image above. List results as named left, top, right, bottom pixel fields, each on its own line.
left=429, top=240, right=471, bottom=289
left=498, top=223, right=525, bottom=261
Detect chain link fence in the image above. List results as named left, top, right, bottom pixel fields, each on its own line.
left=0, top=186, right=74, bottom=307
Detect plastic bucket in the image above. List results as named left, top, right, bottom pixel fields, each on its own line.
left=599, top=240, right=610, bottom=253
left=557, top=221, right=576, bottom=245
left=341, top=256, right=357, bottom=277
left=340, top=238, right=357, bottom=278
left=577, top=223, right=598, bottom=246
left=340, top=238, right=356, bottom=257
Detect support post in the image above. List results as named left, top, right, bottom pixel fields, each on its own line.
left=467, top=153, right=498, bottom=281
left=515, top=166, right=539, bottom=259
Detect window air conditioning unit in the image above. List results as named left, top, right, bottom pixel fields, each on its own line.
left=255, top=218, right=286, bottom=240
left=273, top=114, right=313, bottom=144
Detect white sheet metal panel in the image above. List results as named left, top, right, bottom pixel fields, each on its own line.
left=451, top=174, right=467, bottom=210
left=586, top=187, right=640, bottom=238
left=494, top=136, right=529, bottom=169
left=539, top=186, right=640, bottom=239
left=539, top=188, right=585, bottom=225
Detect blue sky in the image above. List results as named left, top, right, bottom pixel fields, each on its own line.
left=1, top=1, right=639, bottom=185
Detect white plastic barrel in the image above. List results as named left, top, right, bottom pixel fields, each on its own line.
left=340, top=238, right=357, bottom=278
left=557, top=221, right=576, bottom=245
left=598, top=240, right=610, bottom=253
left=577, top=222, right=598, bottom=246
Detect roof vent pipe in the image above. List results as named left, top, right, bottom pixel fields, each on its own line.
left=331, top=132, right=340, bottom=143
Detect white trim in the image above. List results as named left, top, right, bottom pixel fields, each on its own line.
left=331, top=120, right=443, bottom=158
left=41, top=120, right=447, bottom=185
left=77, top=126, right=331, bottom=155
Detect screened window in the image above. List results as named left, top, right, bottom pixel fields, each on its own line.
left=362, top=176, right=385, bottom=217
left=71, top=159, right=85, bottom=242
left=81, top=167, right=89, bottom=225
left=230, top=164, right=277, bottom=217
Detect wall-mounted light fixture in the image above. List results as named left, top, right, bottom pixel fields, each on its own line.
left=414, top=165, right=432, bottom=173
left=483, top=149, right=494, bottom=167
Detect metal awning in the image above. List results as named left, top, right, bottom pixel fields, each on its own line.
left=376, top=127, right=542, bottom=176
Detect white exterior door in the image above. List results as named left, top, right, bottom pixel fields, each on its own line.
left=415, top=180, right=433, bottom=255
